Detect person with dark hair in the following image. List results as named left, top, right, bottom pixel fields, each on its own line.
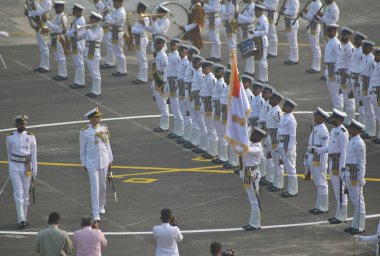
left=152, top=208, right=183, bottom=256
left=73, top=215, right=107, bottom=256
left=36, top=212, right=73, bottom=256
left=210, top=241, right=222, bottom=256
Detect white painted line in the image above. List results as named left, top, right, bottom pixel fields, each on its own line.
left=1, top=213, right=379, bottom=236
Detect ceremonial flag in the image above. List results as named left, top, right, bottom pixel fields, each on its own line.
left=225, top=50, right=251, bottom=155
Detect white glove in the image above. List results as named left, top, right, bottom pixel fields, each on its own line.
left=359, top=179, right=366, bottom=187
left=307, top=146, right=316, bottom=154
left=0, top=31, right=9, bottom=38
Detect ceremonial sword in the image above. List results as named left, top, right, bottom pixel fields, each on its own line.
left=107, top=167, right=118, bottom=203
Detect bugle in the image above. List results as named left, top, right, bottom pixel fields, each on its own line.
left=75, top=23, right=101, bottom=31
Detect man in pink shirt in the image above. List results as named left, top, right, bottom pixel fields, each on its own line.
left=73, top=216, right=107, bottom=256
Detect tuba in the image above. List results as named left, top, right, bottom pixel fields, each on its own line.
left=24, top=0, right=40, bottom=30
left=59, top=15, right=72, bottom=55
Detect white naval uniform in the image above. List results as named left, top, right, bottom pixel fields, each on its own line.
left=349, top=46, right=364, bottom=123
left=345, top=134, right=366, bottom=232
left=336, top=41, right=355, bottom=123
left=306, top=122, right=329, bottom=212
left=213, top=77, right=228, bottom=161
left=46, top=12, right=68, bottom=78
left=192, top=67, right=206, bottom=148
left=318, top=2, right=339, bottom=40
left=324, top=35, right=343, bottom=110
left=370, top=60, right=380, bottom=140
left=283, top=0, right=299, bottom=62
left=104, top=6, right=127, bottom=74
left=266, top=104, right=284, bottom=189
left=241, top=142, right=263, bottom=228
left=251, top=14, right=269, bottom=82
left=302, top=0, right=322, bottom=71
left=95, top=0, right=114, bottom=66
left=263, top=0, right=279, bottom=56
left=144, top=17, right=170, bottom=53
left=360, top=53, right=376, bottom=137
left=259, top=99, right=274, bottom=183
left=184, top=60, right=197, bottom=145
left=220, top=1, right=238, bottom=64
left=238, top=1, right=255, bottom=74
left=316, top=124, right=349, bottom=221
left=167, top=50, right=183, bottom=136
left=245, top=88, right=254, bottom=115
left=27, top=0, right=52, bottom=70
left=6, top=131, right=37, bottom=224
left=80, top=123, right=113, bottom=221
left=132, top=16, right=149, bottom=82
left=66, top=16, right=86, bottom=86
left=357, top=219, right=380, bottom=255
left=249, top=93, right=264, bottom=126
left=178, top=56, right=193, bottom=142
left=152, top=223, right=183, bottom=256
left=152, top=49, right=170, bottom=130
left=200, top=72, right=218, bottom=154
left=78, top=25, right=103, bottom=95
left=278, top=112, right=298, bottom=195
left=204, top=0, right=221, bottom=59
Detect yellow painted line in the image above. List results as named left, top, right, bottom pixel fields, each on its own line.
left=122, top=178, right=157, bottom=184
left=191, top=157, right=213, bottom=162
left=114, top=169, right=233, bottom=178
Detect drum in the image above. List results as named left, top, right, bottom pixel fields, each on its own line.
left=237, top=38, right=257, bottom=59
left=151, top=2, right=189, bottom=39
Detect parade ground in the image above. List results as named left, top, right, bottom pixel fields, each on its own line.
left=1, top=0, right=380, bottom=255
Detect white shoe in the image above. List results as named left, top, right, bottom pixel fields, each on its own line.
left=99, top=207, right=105, bottom=215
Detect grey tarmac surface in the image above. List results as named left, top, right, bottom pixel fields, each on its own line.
left=1, top=0, right=380, bottom=255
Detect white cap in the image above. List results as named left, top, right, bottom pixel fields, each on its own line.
left=158, top=4, right=170, bottom=13
left=154, top=35, right=167, bottom=43
left=253, top=126, right=267, bottom=136
left=315, top=107, right=330, bottom=119
left=284, top=98, right=297, bottom=108
left=84, top=107, right=102, bottom=118
left=340, top=26, right=353, bottom=34
left=213, top=63, right=226, bottom=70
left=241, top=74, right=254, bottom=82
left=73, top=3, right=85, bottom=10
left=90, top=11, right=103, bottom=20
left=263, top=84, right=274, bottom=92
left=272, top=91, right=284, bottom=100
left=170, top=38, right=181, bottom=44
left=326, top=24, right=339, bottom=29
left=354, top=31, right=368, bottom=40
left=349, top=119, right=365, bottom=130
left=189, top=45, right=200, bottom=55
left=253, top=81, right=265, bottom=88
left=14, top=114, right=29, bottom=122
left=254, top=4, right=266, bottom=10
left=192, top=54, right=204, bottom=62
left=53, top=1, right=65, bottom=5
left=362, top=40, right=375, bottom=46
left=138, top=1, right=149, bottom=8
left=332, top=108, right=347, bottom=118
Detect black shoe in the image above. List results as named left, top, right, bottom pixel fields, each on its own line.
left=214, top=158, right=227, bottom=164
left=309, top=208, right=318, bottom=214
left=344, top=227, right=354, bottom=233
left=183, top=142, right=196, bottom=149
left=203, top=154, right=215, bottom=159
left=242, top=224, right=250, bottom=229
left=112, top=71, right=127, bottom=77
left=372, top=138, right=380, bottom=144
left=269, top=186, right=283, bottom=192
left=192, top=148, right=206, bottom=154
left=281, top=191, right=298, bottom=198
left=212, top=58, right=221, bottom=62
left=223, top=163, right=237, bottom=169
left=19, top=221, right=27, bottom=229
left=328, top=217, right=336, bottom=222
left=360, top=133, right=374, bottom=139
left=329, top=218, right=346, bottom=224
left=153, top=127, right=168, bottom=132
left=86, top=92, right=100, bottom=98
left=350, top=229, right=365, bottom=235
left=52, top=75, right=68, bottom=81
left=311, top=209, right=328, bottom=214
left=211, top=158, right=220, bottom=163
left=233, top=169, right=240, bottom=175
left=69, top=83, right=85, bottom=89
left=168, top=133, right=178, bottom=139
left=320, top=75, right=326, bottom=81
left=100, top=63, right=115, bottom=69
left=267, top=54, right=277, bottom=58
left=284, top=60, right=299, bottom=65
left=177, top=138, right=187, bottom=144
left=260, top=180, right=272, bottom=186
left=306, top=68, right=320, bottom=73
left=34, top=67, right=50, bottom=73
left=244, top=225, right=261, bottom=231
left=133, top=79, right=148, bottom=84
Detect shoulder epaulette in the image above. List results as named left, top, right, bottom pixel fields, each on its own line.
left=341, top=128, right=346, bottom=132
left=6, top=132, right=14, bottom=136
left=27, top=132, right=34, bottom=135
left=81, top=125, right=89, bottom=131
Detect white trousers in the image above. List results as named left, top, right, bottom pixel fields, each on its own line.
left=362, top=94, right=376, bottom=136
left=240, top=32, right=254, bottom=74
left=257, top=45, right=268, bottom=82
left=310, top=165, right=328, bottom=195
left=153, top=83, right=170, bottom=130
left=245, top=175, right=261, bottom=228
left=88, top=168, right=107, bottom=220
left=206, top=19, right=221, bottom=59
left=222, top=28, right=237, bottom=64
left=279, top=147, right=298, bottom=194
left=108, top=32, right=127, bottom=74
left=102, top=30, right=115, bottom=66
left=286, top=27, right=299, bottom=62
left=36, top=32, right=50, bottom=70
left=270, top=147, right=284, bottom=189
left=268, top=21, right=278, bottom=56
left=306, top=29, right=321, bottom=71
left=53, top=41, right=67, bottom=77
left=346, top=180, right=366, bottom=231
left=342, top=87, right=356, bottom=124
left=329, top=160, right=348, bottom=221
left=325, top=72, right=344, bottom=110
left=71, top=50, right=85, bottom=85
left=86, top=57, right=101, bottom=95
left=10, top=169, right=31, bottom=206
left=135, top=37, right=148, bottom=82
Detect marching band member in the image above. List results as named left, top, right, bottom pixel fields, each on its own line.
left=66, top=3, right=86, bottom=88
left=26, top=0, right=52, bottom=73
left=80, top=107, right=113, bottom=222
left=76, top=11, right=104, bottom=97
left=307, top=107, right=330, bottom=215
left=6, top=115, right=37, bottom=229
left=103, top=0, right=127, bottom=77
left=349, top=32, right=367, bottom=125
left=370, top=48, right=380, bottom=144
left=312, top=109, right=349, bottom=225
left=266, top=91, right=285, bottom=192
left=278, top=98, right=298, bottom=197
left=249, top=4, right=269, bottom=83
left=242, top=74, right=254, bottom=113
left=344, top=120, right=366, bottom=235
left=204, top=0, right=222, bottom=62
left=212, top=64, right=228, bottom=164
left=241, top=127, right=266, bottom=231
left=220, top=0, right=238, bottom=66
left=336, top=26, right=355, bottom=124
left=360, top=40, right=376, bottom=139
left=43, top=1, right=68, bottom=81
left=143, top=5, right=170, bottom=56
left=281, top=0, right=299, bottom=65
left=237, top=0, right=255, bottom=75
left=167, top=39, right=183, bottom=139
left=324, top=24, right=343, bottom=110
left=316, top=0, right=339, bottom=40
left=181, top=0, right=205, bottom=50
left=152, top=36, right=170, bottom=132
left=301, top=0, right=322, bottom=73
left=94, top=0, right=115, bottom=70
left=262, top=0, right=279, bottom=58
left=132, top=1, right=150, bottom=84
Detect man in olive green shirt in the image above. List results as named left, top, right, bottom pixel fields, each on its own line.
left=36, top=212, right=73, bottom=256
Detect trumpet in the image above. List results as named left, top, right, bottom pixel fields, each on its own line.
left=140, top=12, right=175, bottom=19
left=75, top=23, right=101, bottom=31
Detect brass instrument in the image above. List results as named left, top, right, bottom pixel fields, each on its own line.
left=292, top=0, right=311, bottom=25
left=59, top=15, right=71, bottom=55
left=24, top=0, right=40, bottom=30
left=75, top=23, right=101, bottom=31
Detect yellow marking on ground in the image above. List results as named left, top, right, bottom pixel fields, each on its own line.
left=190, top=165, right=223, bottom=170
left=113, top=169, right=233, bottom=178
left=191, top=157, right=213, bottom=162
left=123, top=178, right=157, bottom=184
